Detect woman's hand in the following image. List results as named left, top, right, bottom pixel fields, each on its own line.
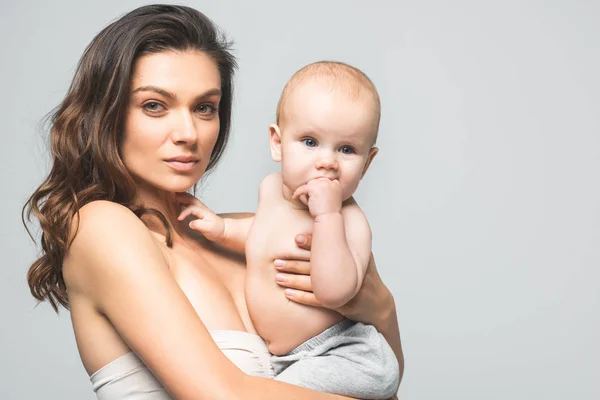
left=274, top=233, right=404, bottom=390
left=274, top=234, right=393, bottom=326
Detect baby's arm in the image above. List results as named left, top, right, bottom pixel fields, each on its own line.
left=293, top=179, right=371, bottom=309
left=312, top=198, right=371, bottom=308
left=176, top=193, right=253, bottom=253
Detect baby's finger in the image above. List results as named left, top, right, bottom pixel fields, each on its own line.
left=275, top=273, right=312, bottom=292
left=274, top=258, right=310, bottom=274
left=291, top=184, right=309, bottom=200
left=189, top=218, right=213, bottom=231
left=284, top=289, right=323, bottom=308
left=298, top=193, right=309, bottom=206
left=178, top=205, right=205, bottom=221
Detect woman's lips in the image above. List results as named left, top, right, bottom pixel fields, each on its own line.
left=164, top=160, right=198, bottom=172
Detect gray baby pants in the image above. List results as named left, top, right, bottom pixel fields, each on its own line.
left=271, top=319, right=399, bottom=399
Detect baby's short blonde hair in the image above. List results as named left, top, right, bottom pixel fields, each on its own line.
left=276, top=61, right=381, bottom=135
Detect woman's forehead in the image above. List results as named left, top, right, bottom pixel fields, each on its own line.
left=131, top=50, right=221, bottom=94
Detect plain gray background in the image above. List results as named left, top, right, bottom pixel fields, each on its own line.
left=1, top=0, right=599, bottom=399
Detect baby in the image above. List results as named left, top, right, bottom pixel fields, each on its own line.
left=178, top=61, right=399, bottom=399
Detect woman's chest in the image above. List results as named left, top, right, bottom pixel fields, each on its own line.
left=162, top=240, right=252, bottom=331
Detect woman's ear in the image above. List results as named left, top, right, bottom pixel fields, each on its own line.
left=269, top=124, right=283, bottom=162
left=361, top=147, right=379, bottom=178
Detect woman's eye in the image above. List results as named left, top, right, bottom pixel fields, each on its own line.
left=340, top=146, right=355, bottom=155
left=302, top=138, right=318, bottom=147
left=142, top=102, right=165, bottom=113
left=196, top=104, right=217, bottom=114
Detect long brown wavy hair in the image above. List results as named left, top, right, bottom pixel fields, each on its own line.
left=22, top=4, right=237, bottom=312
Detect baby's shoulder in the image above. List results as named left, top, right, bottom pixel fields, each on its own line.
left=342, top=197, right=370, bottom=229
left=341, top=196, right=361, bottom=214
left=259, top=172, right=282, bottom=189
left=258, top=172, right=283, bottom=199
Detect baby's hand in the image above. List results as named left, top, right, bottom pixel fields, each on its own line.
left=175, top=193, right=225, bottom=242
left=292, top=178, right=343, bottom=218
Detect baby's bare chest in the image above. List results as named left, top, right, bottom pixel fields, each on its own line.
left=246, top=202, right=314, bottom=262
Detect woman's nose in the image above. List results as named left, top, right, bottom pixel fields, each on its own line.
left=171, top=111, right=197, bottom=144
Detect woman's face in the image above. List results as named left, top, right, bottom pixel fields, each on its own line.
left=121, top=49, right=222, bottom=195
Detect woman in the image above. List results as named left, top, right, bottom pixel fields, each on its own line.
left=23, top=4, right=403, bottom=399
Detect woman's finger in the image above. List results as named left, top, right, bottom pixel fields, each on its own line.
left=275, top=273, right=312, bottom=292
left=274, top=258, right=310, bottom=274
left=284, top=289, right=323, bottom=308
left=294, top=233, right=313, bottom=250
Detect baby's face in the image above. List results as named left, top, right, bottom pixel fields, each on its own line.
left=275, top=80, right=378, bottom=201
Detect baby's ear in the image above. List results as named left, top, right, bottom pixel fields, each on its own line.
left=269, top=124, right=283, bottom=162
left=361, top=147, right=379, bottom=178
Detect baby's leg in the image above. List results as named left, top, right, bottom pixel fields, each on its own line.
left=272, top=319, right=399, bottom=399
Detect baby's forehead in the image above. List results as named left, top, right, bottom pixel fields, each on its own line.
left=282, top=75, right=379, bottom=113
left=284, top=81, right=379, bottom=144
left=292, top=67, right=375, bottom=95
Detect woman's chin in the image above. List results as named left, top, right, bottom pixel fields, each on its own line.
left=165, top=182, right=197, bottom=194
left=150, top=177, right=199, bottom=195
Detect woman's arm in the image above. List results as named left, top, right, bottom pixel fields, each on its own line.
left=323, top=256, right=404, bottom=399
left=335, top=253, right=404, bottom=384
left=66, top=201, right=356, bottom=400
left=274, top=234, right=404, bottom=386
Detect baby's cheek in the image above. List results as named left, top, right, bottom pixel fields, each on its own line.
left=341, top=169, right=365, bottom=198
left=281, top=165, right=305, bottom=192
left=341, top=181, right=358, bottom=201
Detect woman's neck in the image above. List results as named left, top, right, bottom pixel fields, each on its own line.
left=134, top=185, right=187, bottom=242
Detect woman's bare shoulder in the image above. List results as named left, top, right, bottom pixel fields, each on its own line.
left=77, top=200, right=138, bottom=223
left=64, top=200, right=166, bottom=291
left=70, top=200, right=152, bottom=248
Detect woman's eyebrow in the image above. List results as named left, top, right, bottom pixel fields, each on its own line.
left=131, top=85, right=177, bottom=100
left=196, top=88, right=222, bottom=99
left=131, top=86, right=222, bottom=100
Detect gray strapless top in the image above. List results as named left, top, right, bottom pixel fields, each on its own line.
left=91, top=330, right=274, bottom=399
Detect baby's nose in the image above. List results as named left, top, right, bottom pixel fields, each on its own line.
left=316, top=153, right=338, bottom=170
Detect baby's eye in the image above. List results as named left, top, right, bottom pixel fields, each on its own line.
left=302, top=138, right=318, bottom=147
left=340, top=146, right=355, bottom=155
